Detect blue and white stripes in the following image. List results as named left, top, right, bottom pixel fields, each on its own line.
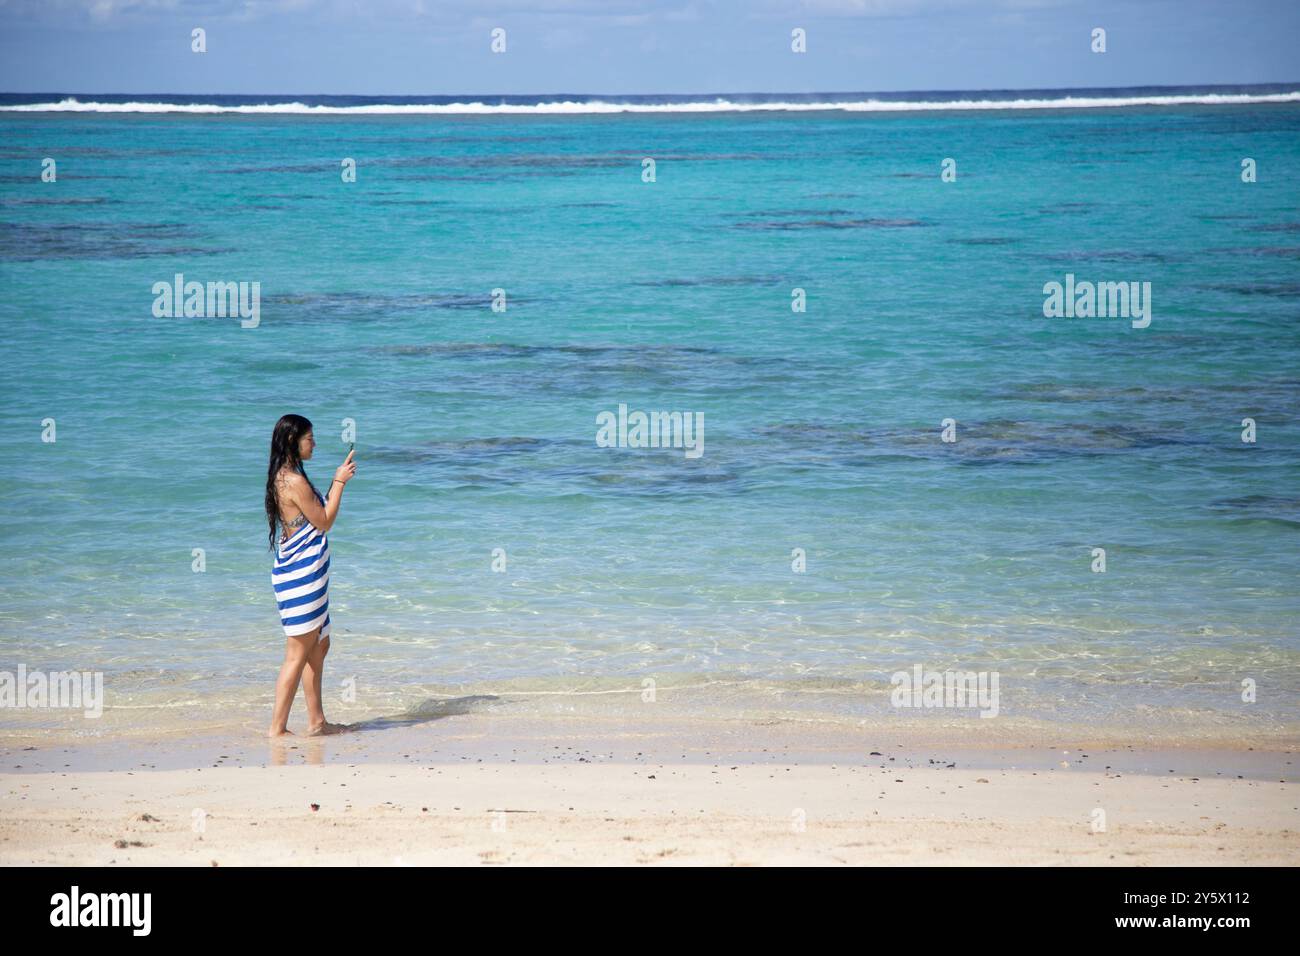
left=271, top=494, right=331, bottom=641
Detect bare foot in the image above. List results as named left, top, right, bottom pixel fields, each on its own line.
left=268, top=727, right=295, bottom=738
left=306, top=721, right=348, bottom=736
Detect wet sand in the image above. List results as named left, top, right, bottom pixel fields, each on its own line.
left=1, top=715, right=1294, bottom=865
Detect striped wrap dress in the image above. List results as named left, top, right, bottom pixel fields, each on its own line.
left=271, top=487, right=331, bottom=642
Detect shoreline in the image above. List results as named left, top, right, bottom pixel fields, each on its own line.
left=3, top=673, right=1295, bottom=765
left=3, top=709, right=1297, bottom=775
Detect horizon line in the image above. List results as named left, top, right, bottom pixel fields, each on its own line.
left=3, top=80, right=1300, bottom=100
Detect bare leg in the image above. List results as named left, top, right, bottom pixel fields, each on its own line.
left=268, top=629, right=318, bottom=737
left=303, top=635, right=345, bottom=734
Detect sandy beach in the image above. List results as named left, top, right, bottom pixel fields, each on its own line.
left=2, top=716, right=1294, bottom=866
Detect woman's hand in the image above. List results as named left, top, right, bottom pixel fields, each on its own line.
left=334, top=448, right=356, bottom=486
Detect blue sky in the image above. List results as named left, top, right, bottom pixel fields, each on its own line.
left=0, top=0, right=1296, bottom=96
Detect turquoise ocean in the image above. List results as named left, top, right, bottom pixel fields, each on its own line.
left=1, top=86, right=1297, bottom=746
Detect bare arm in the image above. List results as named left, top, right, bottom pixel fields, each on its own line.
left=283, top=450, right=355, bottom=534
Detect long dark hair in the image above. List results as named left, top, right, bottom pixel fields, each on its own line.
left=265, top=414, right=321, bottom=550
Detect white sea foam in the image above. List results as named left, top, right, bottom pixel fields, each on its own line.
left=3, top=92, right=1299, bottom=114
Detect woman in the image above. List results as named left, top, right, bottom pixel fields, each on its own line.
left=265, top=413, right=356, bottom=737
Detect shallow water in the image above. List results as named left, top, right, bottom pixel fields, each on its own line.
left=1, top=89, right=1298, bottom=745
